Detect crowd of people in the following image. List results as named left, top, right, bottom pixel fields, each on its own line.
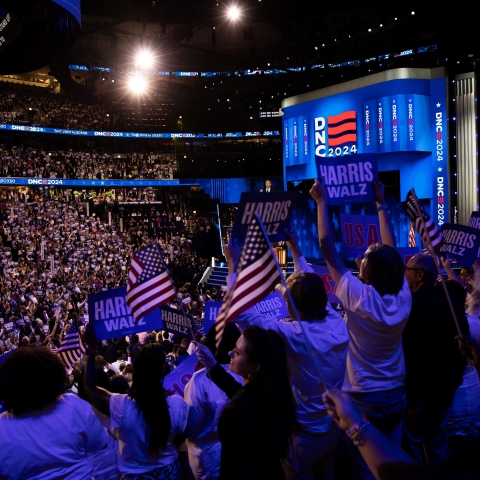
left=0, top=179, right=480, bottom=480
left=0, top=188, right=214, bottom=356
left=0, top=144, right=177, bottom=180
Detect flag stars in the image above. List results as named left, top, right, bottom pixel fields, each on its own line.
left=436, top=102, right=441, bottom=108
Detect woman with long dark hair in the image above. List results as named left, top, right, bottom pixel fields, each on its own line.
left=83, top=326, right=189, bottom=480
left=195, top=326, right=297, bottom=479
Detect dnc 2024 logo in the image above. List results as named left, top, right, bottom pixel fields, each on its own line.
left=315, top=110, right=357, bottom=158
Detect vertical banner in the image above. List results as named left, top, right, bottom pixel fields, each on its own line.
left=50, top=256, right=54, bottom=274
left=315, top=153, right=378, bottom=206
left=377, top=98, right=386, bottom=153
left=40, top=241, right=45, bottom=260
left=363, top=100, right=377, bottom=154
left=292, top=118, right=299, bottom=163
left=340, top=213, right=380, bottom=258
left=119, top=218, right=123, bottom=232
left=430, top=78, right=448, bottom=226
left=283, top=119, right=289, bottom=165
left=299, top=116, right=309, bottom=164
left=389, top=94, right=408, bottom=152
left=108, top=212, right=111, bottom=226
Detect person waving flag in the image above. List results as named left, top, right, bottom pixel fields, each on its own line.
left=126, top=242, right=176, bottom=325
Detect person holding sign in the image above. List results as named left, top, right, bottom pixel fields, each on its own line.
left=311, top=178, right=412, bottom=480
left=83, top=325, right=189, bottom=480
left=195, top=326, right=297, bottom=480
left=224, top=238, right=349, bottom=480
left=184, top=323, right=243, bottom=480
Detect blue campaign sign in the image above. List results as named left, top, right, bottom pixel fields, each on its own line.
left=397, top=247, right=420, bottom=265
left=251, top=291, right=289, bottom=321
left=315, top=153, right=378, bottom=205
left=159, top=305, right=195, bottom=340
left=203, top=301, right=222, bottom=335
left=282, top=73, right=449, bottom=224
left=340, top=213, right=380, bottom=259
left=3, top=321, right=18, bottom=333
left=439, top=224, right=480, bottom=266
left=309, top=265, right=353, bottom=304
left=163, top=354, right=201, bottom=398
left=203, top=292, right=289, bottom=335
left=231, top=191, right=300, bottom=246
left=88, top=287, right=164, bottom=341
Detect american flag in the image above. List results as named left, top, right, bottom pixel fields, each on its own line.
left=215, top=215, right=280, bottom=348
left=409, top=220, right=417, bottom=247
left=56, top=317, right=86, bottom=370
left=406, top=189, right=442, bottom=251
left=126, top=242, right=176, bottom=324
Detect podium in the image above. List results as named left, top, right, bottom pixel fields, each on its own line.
left=274, top=247, right=287, bottom=266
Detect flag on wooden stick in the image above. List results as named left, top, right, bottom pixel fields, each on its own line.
left=406, top=189, right=443, bottom=251
left=215, top=216, right=280, bottom=349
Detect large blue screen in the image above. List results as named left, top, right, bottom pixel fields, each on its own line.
left=282, top=74, right=448, bottom=226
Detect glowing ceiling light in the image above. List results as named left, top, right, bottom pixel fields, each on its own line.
left=128, top=75, right=147, bottom=94
left=136, top=50, right=154, bottom=70
left=227, top=5, right=240, bottom=20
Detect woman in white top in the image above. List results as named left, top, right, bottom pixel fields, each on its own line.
left=0, top=346, right=108, bottom=480
left=311, top=178, right=412, bottom=480
left=83, top=327, right=189, bottom=480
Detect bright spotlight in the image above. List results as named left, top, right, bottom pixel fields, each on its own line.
left=136, top=50, right=154, bottom=70
left=227, top=5, right=240, bottom=20
left=128, top=76, right=147, bottom=94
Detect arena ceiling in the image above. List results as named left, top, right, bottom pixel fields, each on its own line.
left=71, top=0, right=480, bottom=72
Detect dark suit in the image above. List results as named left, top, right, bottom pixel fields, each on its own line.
left=402, top=281, right=469, bottom=465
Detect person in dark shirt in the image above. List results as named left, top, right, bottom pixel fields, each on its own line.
left=402, top=253, right=470, bottom=467
left=128, top=334, right=142, bottom=364
left=195, top=326, right=297, bottom=480
left=160, top=331, right=174, bottom=355
left=103, top=337, right=125, bottom=364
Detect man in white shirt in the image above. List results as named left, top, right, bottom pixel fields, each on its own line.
left=110, top=350, right=130, bottom=374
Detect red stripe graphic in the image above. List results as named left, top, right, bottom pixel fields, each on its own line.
left=328, top=133, right=357, bottom=147
left=328, top=121, right=357, bottom=136
left=327, top=110, right=357, bottom=125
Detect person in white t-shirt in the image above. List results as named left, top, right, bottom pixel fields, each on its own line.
left=310, top=178, right=412, bottom=480
left=184, top=322, right=243, bottom=480
left=83, top=327, right=189, bottom=479
left=0, top=346, right=108, bottom=480
left=222, top=233, right=349, bottom=480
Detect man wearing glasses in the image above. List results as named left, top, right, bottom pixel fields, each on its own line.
left=402, top=253, right=470, bottom=467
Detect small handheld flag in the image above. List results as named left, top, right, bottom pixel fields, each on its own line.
left=126, top=243, right=176, bottom=325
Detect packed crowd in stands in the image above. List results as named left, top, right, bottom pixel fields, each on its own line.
left=0, top=179, right=480, bottom=480
left=0, top=144, right=177, bottom=180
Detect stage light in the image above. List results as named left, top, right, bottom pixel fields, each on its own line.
left=128, top=75, right=147, bottom=94
left=411, top=11, right=415, bottom=15
left=136, top=50, right=154, bottom=70
left=227, top=6, right=240, bottom=20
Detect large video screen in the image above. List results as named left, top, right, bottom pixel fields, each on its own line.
left=282, top=71, right=448, bottom=225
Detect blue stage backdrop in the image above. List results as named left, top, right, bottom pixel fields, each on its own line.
left=282, top=68, right=449, bottom=231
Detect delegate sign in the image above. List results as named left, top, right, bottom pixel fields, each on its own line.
left=159, top=304, right=195, bottom=340
left=232, top=191, right=299, bottom=246
left=315, top=153, right=378, bottom=205
left=88, top=287, right=164, bottom=341
left=203, top=291, right=289, bottom=335
left=439, top=223, right=480, bottom=266
left=340, top=213, right=380, bottom=259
